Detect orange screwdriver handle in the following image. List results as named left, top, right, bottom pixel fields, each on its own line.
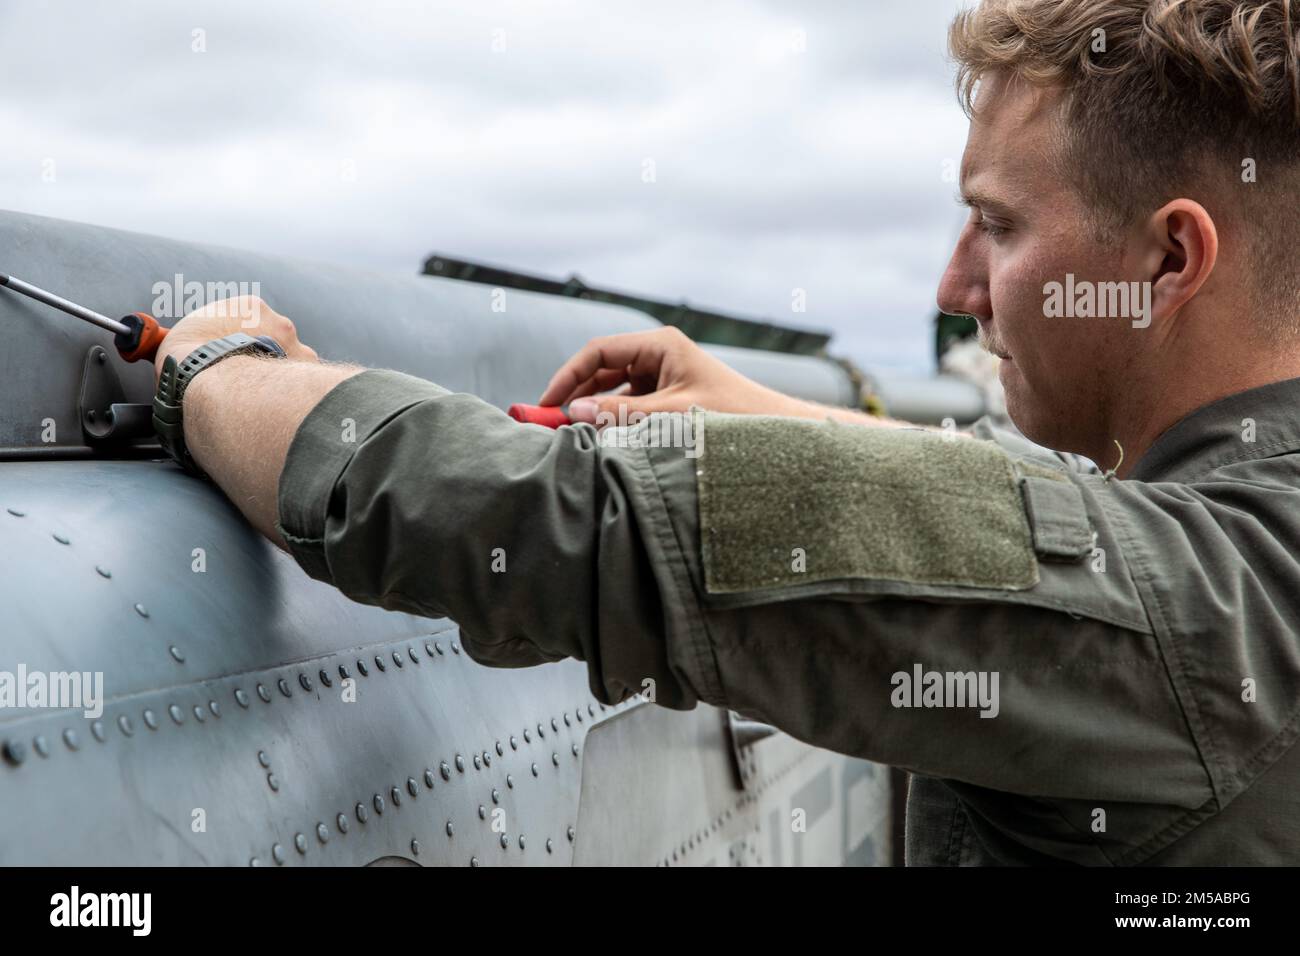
left=114, top=312, right=169, bottom=363
left=507, top=404, right=571, bottom=428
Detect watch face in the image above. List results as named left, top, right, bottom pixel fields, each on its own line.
left=253, top=335, right=287, bottom=358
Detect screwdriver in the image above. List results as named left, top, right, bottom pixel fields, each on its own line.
left=508, top=403, right=572, bottom=428
left=0, top=272, right=168, bottom=363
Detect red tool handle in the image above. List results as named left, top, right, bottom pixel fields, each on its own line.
left=508, top=404, right=571, bottom=428
left=115, top=312, right=169, bottom=363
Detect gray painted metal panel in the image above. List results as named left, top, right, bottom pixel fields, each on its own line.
left=0, top=211, right=889, bottom=865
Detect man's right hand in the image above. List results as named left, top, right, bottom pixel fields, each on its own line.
left=539, top=327, right=816, bottom=425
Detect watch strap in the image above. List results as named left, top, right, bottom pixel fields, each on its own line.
left=153, top=352, right=194, bottom=473
left=173, top=333, right=281, bottom=404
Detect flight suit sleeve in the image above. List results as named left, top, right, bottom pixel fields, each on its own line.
left=276, top=369, right=716, bottom=710
left=277, top=370, right=1236, bottom=863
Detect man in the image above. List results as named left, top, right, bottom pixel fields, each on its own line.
left=151, top=0, right=1300, bottom=864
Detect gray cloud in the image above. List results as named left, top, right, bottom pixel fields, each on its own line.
left=0, top=0, right=972, bottom=374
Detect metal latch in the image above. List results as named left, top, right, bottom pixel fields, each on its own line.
left=727, top=711, right=780, bottom=790
left=78, top=345, right=155, bottom=445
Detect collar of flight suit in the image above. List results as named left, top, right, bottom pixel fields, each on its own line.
left=1127, top=375, right=1300, bottom=483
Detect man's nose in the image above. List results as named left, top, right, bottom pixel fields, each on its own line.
left=936, top=226, right=991, bottom=321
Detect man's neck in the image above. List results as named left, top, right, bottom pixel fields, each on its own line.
left=1109, top=351, right=1300, bottom=478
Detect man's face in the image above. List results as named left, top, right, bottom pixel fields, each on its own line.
left=937, top=76, right=1140, bottom=456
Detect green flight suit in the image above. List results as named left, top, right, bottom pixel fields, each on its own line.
left=275, top=369, right=1300, bottom=865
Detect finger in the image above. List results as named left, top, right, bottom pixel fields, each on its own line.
left=569, top=388, right=681, bottom=426
left=539, top=330, right=675, bottom=406
left=559, top=367, right=633, bottom=403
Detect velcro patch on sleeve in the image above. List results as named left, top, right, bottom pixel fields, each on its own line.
left=696, top=412, right=1039, bottom=595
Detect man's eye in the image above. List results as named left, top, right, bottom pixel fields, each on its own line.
left=961, top=201, right=1010, bottom=240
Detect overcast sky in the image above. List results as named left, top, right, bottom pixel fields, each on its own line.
left=0, top=0, right=972, bottom=374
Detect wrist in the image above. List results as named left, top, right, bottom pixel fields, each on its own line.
left=152, top=333, right=288, bottom=476
left=762, top=389, right=823, bottom=419
left=183, top=353, right=272, bottom=401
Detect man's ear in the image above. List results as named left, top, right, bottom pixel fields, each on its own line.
left=1146, top=199, right=1219, bottom=322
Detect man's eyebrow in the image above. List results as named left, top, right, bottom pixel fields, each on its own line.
left=958, top=188, right=1018, bottom=218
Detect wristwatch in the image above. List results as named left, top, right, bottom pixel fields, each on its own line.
left=153, top=332, right=286, bottom=476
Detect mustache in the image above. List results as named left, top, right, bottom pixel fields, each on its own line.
left=976, top=326, right=1010, bottom=360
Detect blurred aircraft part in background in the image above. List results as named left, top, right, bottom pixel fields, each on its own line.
left=424, top=254, right=834, bottom=356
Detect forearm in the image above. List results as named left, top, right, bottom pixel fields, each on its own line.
left=777, top=392, right=945, bottom=431
left=728, top=378, right=900, bottom=427
left=793, top=399, right=909, bottom=428
left=182, top=355, right=364, bottom=545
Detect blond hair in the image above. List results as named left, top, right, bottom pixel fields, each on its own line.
left=950, top=0, right=1300, bottom=329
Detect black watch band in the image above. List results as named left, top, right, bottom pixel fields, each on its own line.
left=153, top=333, right=286, bottom=476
